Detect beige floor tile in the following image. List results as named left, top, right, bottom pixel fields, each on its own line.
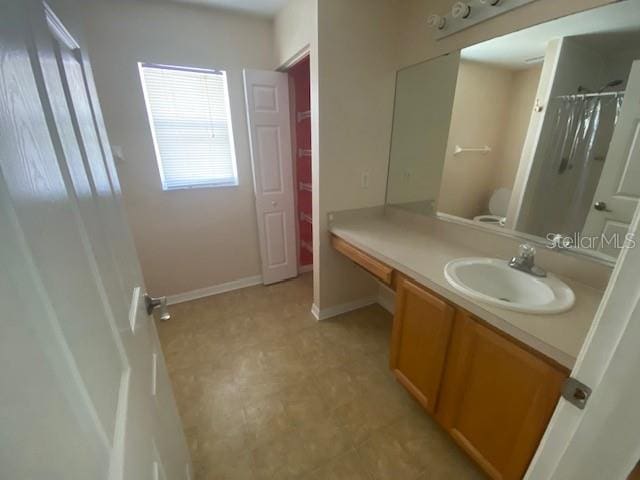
left=185, top=422, right=247, bottom=466
left=349, top=368, right=422, bottom=418
left=356, top=427, right=425, bottom=480
left=307, top=342, right=358, bottom=377
left=380, top=414, right=485, bottom=479
left=292, top=327, right=335, bottom=357
left=332, top=392, right=403, bottom=445
left=279, top=378, right=328, bottom=425
left=414, top=459, right=486, bottom=480
left=314, top=366, right=362, bottom=410
left=193, top=450, right=256, bottom=480
left=250, top=429, right=318, bottom=479
left=298, top=415, right=353, bottom=466
left=243, top=392, right=297, bottom=449
left=157, top=273, right=485, bottom=480
left=179, top=392, right=245, bottom=432
left=235, top=369, right=304, bottom=405
left=309, top=449, right=373, bottom=480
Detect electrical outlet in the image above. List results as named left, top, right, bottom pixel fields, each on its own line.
left=361, top=172, right=370, bottom=189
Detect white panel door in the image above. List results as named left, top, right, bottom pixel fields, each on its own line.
left=244, top=69, right=297, bottom=285
left=0, top=2, right=189, bottom=479
left=583, top=61, right=640, bottom=255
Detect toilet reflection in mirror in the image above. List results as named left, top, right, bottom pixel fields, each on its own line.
left=385, top=1, right=640, bottom=262
left=472, top=187, right=510, bottom=227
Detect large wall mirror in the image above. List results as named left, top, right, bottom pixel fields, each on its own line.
left=386, top=1, right=640, bottom=263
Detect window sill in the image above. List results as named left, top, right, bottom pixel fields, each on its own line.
left=162, top=181, right=239, bottom=192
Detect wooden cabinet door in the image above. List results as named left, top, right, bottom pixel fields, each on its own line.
left=436, top=312, right=566, bottom=480
left=390, top=277, right=456, bottom=414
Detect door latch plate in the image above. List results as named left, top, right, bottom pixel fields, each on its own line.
left=562, top=377, right=592, bottom=409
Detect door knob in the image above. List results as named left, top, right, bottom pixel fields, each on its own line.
left=271, top=201, right=277, bottom=206
left=144, top=294, right=170, bottom=321
left=594, top=201, right=612, bottom=212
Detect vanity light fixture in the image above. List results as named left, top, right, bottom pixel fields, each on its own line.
left=428, top=0, right=535, bottom=40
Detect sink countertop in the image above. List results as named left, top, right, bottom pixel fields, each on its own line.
left=329, top=209, right=604, bottom=369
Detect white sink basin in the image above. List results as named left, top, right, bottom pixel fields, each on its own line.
left=444, top=257, right=575, bottom=314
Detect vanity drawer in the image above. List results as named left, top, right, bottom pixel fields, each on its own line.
left=331, top=235, right=393, bottom=285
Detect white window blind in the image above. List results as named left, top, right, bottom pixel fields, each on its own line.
left=139, top=63, right=238, bottom=190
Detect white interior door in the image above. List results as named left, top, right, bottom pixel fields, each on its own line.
left=526, top=190, right=640, bottom=480
left=582, top=60, right=640, bottom=256
left=0, top=2, right=189, bottom=479
left=243, top=69, right=298, bottom=285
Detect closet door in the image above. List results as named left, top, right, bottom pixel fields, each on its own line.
left=243, top=69, right=298, bottom=284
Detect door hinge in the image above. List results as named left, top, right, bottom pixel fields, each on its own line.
left=562, top=377, right=592, bottom=409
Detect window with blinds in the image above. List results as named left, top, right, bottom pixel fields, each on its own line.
left=139, top=63, right=238, bottom=190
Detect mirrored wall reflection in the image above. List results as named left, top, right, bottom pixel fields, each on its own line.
left=386, top=53, right=459, bottom=212
left=438, top=59, right=541, bottom=224
left=386, top=1, right=640, bottom=261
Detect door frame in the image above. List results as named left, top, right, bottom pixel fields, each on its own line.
left=526, top=201, right=640, bottom=478
left=282, top=52, right=313, bottom=274
left=279, top=46, right=315, bottom=276
left=276, top=45, right=311, bottom=73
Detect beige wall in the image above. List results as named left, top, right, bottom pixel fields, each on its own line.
left=274, top=0, right=316, bottom=68
left=274, top=0, right=400, bottom=312
left=274, top=0, right=323, bottom=305
left=82, top=1, right=275, bottom=296
left=438, top=62, right=541, bottom=219
left=315, top=0, right=400, bottom=309
left=498, top=65, right=542, bottom=190
left=439, top=61, right=514, bottom=219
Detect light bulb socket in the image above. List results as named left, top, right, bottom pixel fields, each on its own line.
left=427, top=14, right=446, bottom=30
left=452, top=1, right=472, bottom=19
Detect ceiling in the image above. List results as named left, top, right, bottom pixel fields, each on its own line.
left=167, top=0, right=288, bottom=16
left=462, top=1, right=640, bottom=70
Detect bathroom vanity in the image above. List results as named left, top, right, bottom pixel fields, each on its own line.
left=329, top=206, right=606, bottom=480
left=324, top=2, right=639, bottom=477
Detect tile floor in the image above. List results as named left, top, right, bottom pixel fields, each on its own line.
left=158, top=273, right=484, bottom=479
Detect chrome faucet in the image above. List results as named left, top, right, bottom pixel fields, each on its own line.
left=509, top=244, right=547, bottom=277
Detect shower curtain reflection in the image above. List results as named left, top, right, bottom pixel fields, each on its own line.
left=525, top=93, right=624, bottom=237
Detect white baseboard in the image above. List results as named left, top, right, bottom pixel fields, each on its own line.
left=311, top=296, right=378, bottom=321
left=166, top=275, right=263, bottom=305
left=299, top=264, right=313, bottom=273
left=377, top=284, right=396, bottom=314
